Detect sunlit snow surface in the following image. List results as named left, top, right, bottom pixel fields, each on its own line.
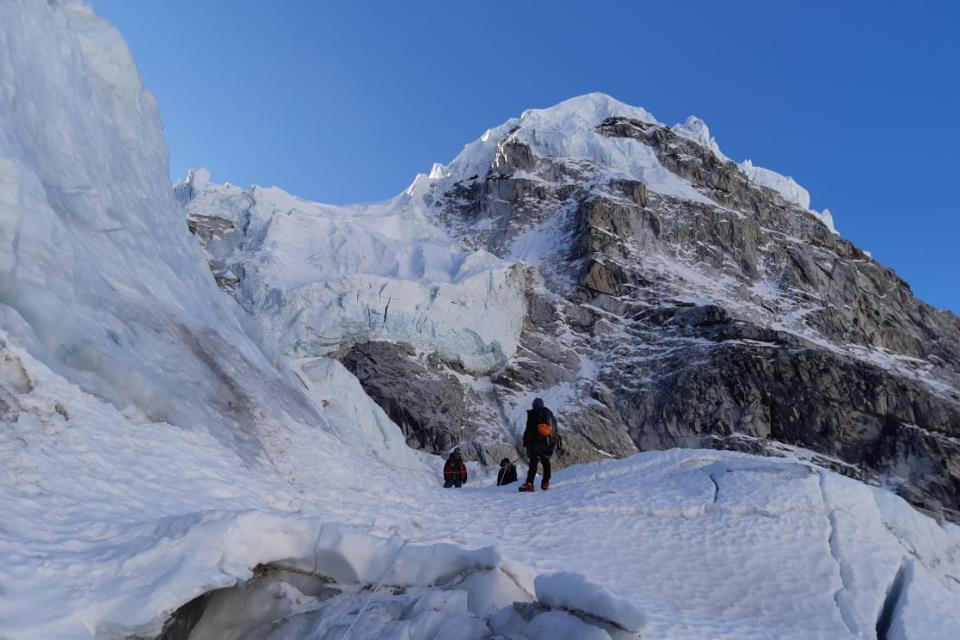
left=1, top=2, right=958, bottom=639
left=3, top=328, right=960, bottom=638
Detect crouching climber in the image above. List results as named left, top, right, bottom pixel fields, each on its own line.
left=497, top=458, right=518, bottom=486
left=443, top=448, right=468, bottom=488
left=519, top=398, right=562, bottom=492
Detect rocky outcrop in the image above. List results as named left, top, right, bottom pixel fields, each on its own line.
left=338, top=341, right=469, bottom=453
left=594, top=116, right=960, bottom=373
left=181, top=98, right=960, bottom=520
left=428, top=116, right=960, bottom=520
left=334, top=341, right=521, bottom=465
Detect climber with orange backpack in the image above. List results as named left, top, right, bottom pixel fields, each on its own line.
left=518, top=398, right=562, bottom=492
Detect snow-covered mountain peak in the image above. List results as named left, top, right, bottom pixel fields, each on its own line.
left=422, top=92, right=829, bottom=228
left=516, top=91, right=658, bottom=131
left=429, top=93, right=703, bottom=205
left=431, top=91, right=660, bottom=189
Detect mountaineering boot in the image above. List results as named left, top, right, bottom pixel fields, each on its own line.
left=541, top=480, right=550, bottom=491
left=518, top=482, right=535, bottom=492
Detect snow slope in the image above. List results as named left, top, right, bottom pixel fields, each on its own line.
left=2, top=3, right=959, bottom=639
left=4, top=340, right=960, bottom=640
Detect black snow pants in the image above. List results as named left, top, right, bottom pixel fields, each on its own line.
left=526, top=453, right=551, bottom=485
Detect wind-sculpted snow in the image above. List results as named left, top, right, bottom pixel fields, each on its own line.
left=535, top=572, right=646, bottom=632
left=672, top=115, right=730, bottom=162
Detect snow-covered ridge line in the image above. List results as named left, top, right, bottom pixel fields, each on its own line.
left=177, top=94, right=838, bottom=371
left=412, top=92, right=837, bottom=230
left=667, top=113, right=837, bottom=231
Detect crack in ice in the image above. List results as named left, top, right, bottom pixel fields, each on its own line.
left=876, top=561, right=908, bottom=640
left=818, top=470, right=858, bottom=637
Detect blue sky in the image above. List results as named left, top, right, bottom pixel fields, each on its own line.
left=93, top=0, right=959, bottom=314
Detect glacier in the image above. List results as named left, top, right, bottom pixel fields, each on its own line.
left=175, top=168, right=528, bottom=374
left=0, top=2, right=958, bottom=639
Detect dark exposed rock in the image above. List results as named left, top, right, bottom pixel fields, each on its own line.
left=186, top=214, right=235, bottom=243
left=0, top=387, right=19, bottom=422
left=149, top=592, right=212, bottom=640
left=185, top=215, right=245, bottom=291
left=338, top=341, right=470, bottom=454
left=492, top=132, right=538, bottom=173
left=426, top=116, right=960, bottom=520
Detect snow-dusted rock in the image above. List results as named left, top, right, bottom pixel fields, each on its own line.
left=672, top=115, right=729, bottom=162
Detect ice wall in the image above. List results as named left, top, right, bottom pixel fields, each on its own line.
left=0, top=0, right=321, bottom=455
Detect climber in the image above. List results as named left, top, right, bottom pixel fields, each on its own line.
left=443, top=448, right=468, bottom=488
left=497, top=458, right=518, bottom=486
left=519, top=398, right=561, bottom=492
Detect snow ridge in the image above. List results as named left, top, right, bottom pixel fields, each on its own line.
left=422, top=93, right=834, bottom=230
left=671, top=115, right=729, bottom=162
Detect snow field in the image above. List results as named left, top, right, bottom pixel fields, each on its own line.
left=6, top=310, right=958, bottom=640
left=3, top=315, right=960, bottom=638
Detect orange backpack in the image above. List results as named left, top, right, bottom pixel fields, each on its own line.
left=537, top=422, right=552, bottom=437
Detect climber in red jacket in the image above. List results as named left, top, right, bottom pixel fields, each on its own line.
left=443, top=448, right=468, bottom=488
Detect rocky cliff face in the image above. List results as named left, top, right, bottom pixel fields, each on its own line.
left=180, top=94, right=960, bottom=520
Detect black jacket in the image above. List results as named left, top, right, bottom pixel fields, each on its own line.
left=523, top=406, right=559, bottom=456
left=497, top=464, right=518, bottom=486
